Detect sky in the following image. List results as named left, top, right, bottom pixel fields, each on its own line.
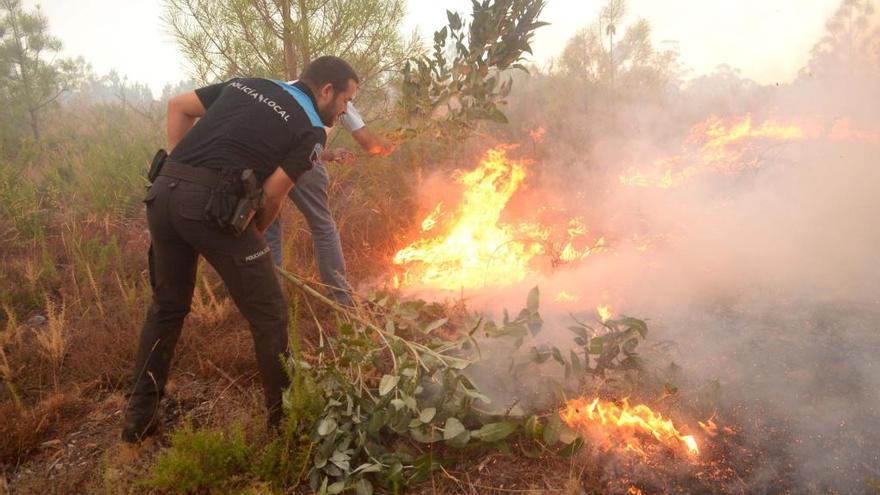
left=22, top=0, right=841, bottom=97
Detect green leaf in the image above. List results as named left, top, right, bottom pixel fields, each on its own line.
left=403, top=393, right=418, bottom=412
left=447, top=429, right=470, bottom=448
left=327, top=481, right=346, bottom=494
left=443, top=417, right=466, bottom=440
left=559, top=424, right=579, bottom=444
left=353, top=462, right=383, bottom=474
left=379, top=374, right=399, bottom=396
left=419, top=407, right=437, bottom=423
left=528, top=346, right=550, bottom=364
left=543, top=414, right=562, bottom=445
left=526, top=286, right=539, bottom=312
left=423, top=318, right=448, bottom=334
left=568, top=325, right=588, bottom=339
left=524, top=415, right=543, bottom=439
left=551, top=347, right=564, bottom=365
left=410, top=425, right=442, bottom=443
left=433, top=26, right=448, bottom=45
left=570, top=350, right=583, bottom=376
left=485, top=108, right=509, bottom=124
left=317, top=418, right=337, bottom=436
left=618, top=317, right=648, bottom=338
left=446, top=10, right=462, bottom=30
left=355, top=478, right=374, bottom=495
left=444, top=356, right=471, bottom=370
left=463, top=387, right=492, bottom=404
left=472, top=422, right=517, bottom=442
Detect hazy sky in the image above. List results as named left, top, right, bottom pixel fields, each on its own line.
left=22, top=0, right=840, bottom=97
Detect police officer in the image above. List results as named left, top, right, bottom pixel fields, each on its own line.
left=122, top=56, right=359, bottom=443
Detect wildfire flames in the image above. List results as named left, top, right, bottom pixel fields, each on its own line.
left=560, top=397, right=700, bottom=459
left=393, top=146, right=599, bottom=290
left=618, top=113, right=879, bottom=189
left=619, top=113, right=807, bottom=189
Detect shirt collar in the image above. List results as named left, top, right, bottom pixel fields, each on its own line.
left=291, top=80, right=319, bottom=110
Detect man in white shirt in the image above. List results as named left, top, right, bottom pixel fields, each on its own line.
left=265, top=101, right=392, bottom=305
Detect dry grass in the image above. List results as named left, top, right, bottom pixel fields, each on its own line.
left=34, top=297, right=68, bottom=389
left=0, top=100, right=446, bottom=492
left=0, top=391, right=84, bottom=468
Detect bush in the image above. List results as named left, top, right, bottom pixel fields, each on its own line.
left=142, top=423, right=252, bottom=494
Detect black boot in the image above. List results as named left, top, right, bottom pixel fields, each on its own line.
left=121, top=392, right=161, bottom=443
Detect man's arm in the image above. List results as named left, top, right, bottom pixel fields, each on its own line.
left=340, top=103, right=394, bottom=156
left=167, top=91, right=207, bottom=151
left=351, top=127, right=394, bottom=156
left=254, top=167, right=295, bottom=233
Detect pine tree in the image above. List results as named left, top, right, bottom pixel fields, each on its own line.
left=0, top=0, right=84, bottom=140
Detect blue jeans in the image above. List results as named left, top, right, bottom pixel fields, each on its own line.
left=265, top=163, right=353, bottom=305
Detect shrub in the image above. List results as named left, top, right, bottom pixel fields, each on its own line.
left=142, top=424, right=252, bottom=494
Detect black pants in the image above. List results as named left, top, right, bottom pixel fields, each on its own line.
left=129, top=175, right=289, bottom=425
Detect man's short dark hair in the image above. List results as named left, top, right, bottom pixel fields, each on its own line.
left=301, top=56, right=360, bottom=92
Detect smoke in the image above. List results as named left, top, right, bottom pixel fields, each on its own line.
left=390, top=44, right=880, bottom=494
left=509, top=66, right=880, bottom=491
left=380, top=3, right=880, bottom=488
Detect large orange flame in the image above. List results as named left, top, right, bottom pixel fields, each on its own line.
left=393, top=146, right=607, bottom=290
left=393, top=147, right=543, bottom=289
left=560, top=397, right=699, bottom=459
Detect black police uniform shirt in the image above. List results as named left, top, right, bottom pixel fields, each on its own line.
left=169, top=78, right=326, bottom=182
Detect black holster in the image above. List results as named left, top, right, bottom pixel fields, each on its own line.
left=228, top=169, right=265, bottom=236
left=148, top=149, right=167, bottom=183
left=158, top=162, right=263, bottom=236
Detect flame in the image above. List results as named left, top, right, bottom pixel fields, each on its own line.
left=619, top=114, right=808, bottom=189
left=597, top=305, right=612, bottom=322
left=560, top=397, right=700, bottom=458
left=554, top=290, right=580, bottom=302
left=696, top=113, right=804, bottom=150
left=393, top=147, right=545, bottom=289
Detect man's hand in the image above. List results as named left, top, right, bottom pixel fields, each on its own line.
left=352, top=127, right=395, bottom=156
left=254, top=167, right=295, bottom=233
left=320, top=147, right=357, bottom=165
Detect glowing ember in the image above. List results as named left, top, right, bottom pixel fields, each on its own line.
left=560, top=397, right=700, bottom=458
left=597, top=305, right=612, bottom=322
left=699, top=418, right=737, bottom=437
left=393, top=147, right=545, bottom=289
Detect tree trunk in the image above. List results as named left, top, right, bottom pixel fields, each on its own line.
left=297, top=0, right=311, bottom=70
left=281, top=0, right=298, bottom=80
left=28, top=107, right=40, bottom=139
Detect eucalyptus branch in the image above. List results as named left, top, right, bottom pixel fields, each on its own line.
left=276, top=267, right=469, bottom=371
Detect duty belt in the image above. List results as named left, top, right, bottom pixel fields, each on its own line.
left=159, top=161, right=226, bottom=189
